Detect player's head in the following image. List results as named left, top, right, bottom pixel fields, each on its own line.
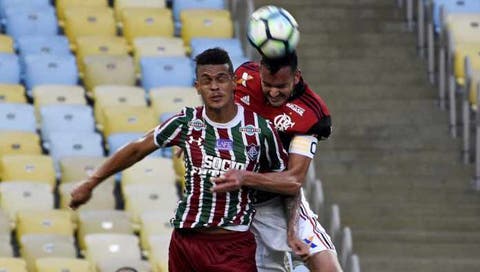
left=259, top=51, right=301, bottom=107
left=194, top=48, right=236, bottom=111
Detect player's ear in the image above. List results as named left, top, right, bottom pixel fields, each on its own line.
left=294, top=69, right=301, bottom=85
left=194, top=80, right=201, bottom=94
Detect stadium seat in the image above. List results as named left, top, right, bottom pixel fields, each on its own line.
left=4, top=6, right=58, bottom=39
left=0, top=209, right=10, bottom=237
left=75, top=36, right=130, bottom=76
left=432, top=0, right=480, bottom=34
left=0, top=243, right=14, bottom=258
left=0, top=53, right=20, bottom=84
left=17, top=210, right=74, bottom=240
left=180, top=9, right=233, bottom=45
left=77, top=210, right=133, bottom=250
left=0, top=84, right=26, bottom=103
left=114, top=0, right=166, bottom=21
left=148, top=235, right=171, bottom=272
left=0, top=258, right=28, bottom=272
left=56, top=0, right=108, bottom=25
left=0, top=103, right=36, bottom=132
left=17, top=35, right=71, bottom=57
left=40, top=105, right=95, bottom=143
left=35, top=257, right=92, bottom=272
left=149, top=87, right=201, bottom=120
left=97, top=258, right=151, bottom=272
left=121, top=7, right=174, bottom=45
left=32, top=85, right=86, bottom=117
left=47, top=132, right=104, bottom=170
left=123, top=183, right=178, bottom=225
left=139, top=211, right=173, bottom=251
left=0, top=181, right=53, bottom=223
left=101, top=105, right=157, bottom=137
left=172, top=0, right=225, bottom=30
left=0, top=132, right=42, bottom=158
left=132, top=37, right=186, bottom=72
left=190, top=38, right=244, bottom=59
left=0, top=155, right=56, bottom=188
left=83, top=55, right=136, bottom=92
left=92, top=85, right=147, bottom=129
left=0, top=0, right=50, bottom=19
left=0, top=35, right=14, bottom=53
left=140, top=56, right=194, bottom=92
left=19, top=234, right=76, bottom=272
left=59, top=156, right=110, bottom=184
left=63, top=6, right=116, bottom=47
left=121, top=157, right=175, bottom=191
left=23, top=54, right=78, bottom=91
left=84, top=233, right=142, bottom=268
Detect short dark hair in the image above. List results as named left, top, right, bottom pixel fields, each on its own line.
left=260, top=51, right=298, bottom=74
left=194, top=47, right=234, bottom=75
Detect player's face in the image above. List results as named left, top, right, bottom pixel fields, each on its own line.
left=259, top=65, right=300, bottom=107
left=195, top=64, right=235, bottom=110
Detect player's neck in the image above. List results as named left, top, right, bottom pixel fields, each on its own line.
left=205, top=103, right=238, bottom=123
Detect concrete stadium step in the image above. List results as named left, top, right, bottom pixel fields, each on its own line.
left=302, top=58, right=426, bottom=73
left=300, top=19, right=407, bottom=33
left=315, top=84, right=435, bottom=100
left=300, top=32, right=417, bottom=47
left=302, top=45, right=418, bottom=60
left=259, top=0, right=397, bottom=8
left=354, top=229, right=480, bottom=244
left=361, top=256, right=480, bottom=272
left=289, top=6, right=403, bottom=21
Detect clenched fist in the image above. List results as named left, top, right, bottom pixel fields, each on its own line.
left=69, top=180, right=95, bottom=210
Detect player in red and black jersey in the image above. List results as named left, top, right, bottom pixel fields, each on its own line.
left=214, top=51, right=342, bottom=272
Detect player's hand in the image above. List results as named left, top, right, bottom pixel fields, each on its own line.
left=69, top=180, right=94, bottom=210
left=288, top=235, right=310, bottom=262
left=211, top=169, right=247, bottom=192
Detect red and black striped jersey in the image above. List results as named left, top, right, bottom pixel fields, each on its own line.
left=153, top=105, right=288, bottom=229
left=235, top=61, right=332, bottom=148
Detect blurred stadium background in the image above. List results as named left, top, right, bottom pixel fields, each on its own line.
left=0, top=0, right=479, bottom=271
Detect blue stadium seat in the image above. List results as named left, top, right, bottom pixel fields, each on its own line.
left=190, top=38, right=245, bottom=59
left=140, top=56, right=194, bottom=92
left=0, top=53, right=20, bottom=84
left=172, top=0, right=225, bottom=31
left=0, top=0, right=50, bottom=22
left=0, top=103, right=36, bottom=132
left=432, top=0, right=480, bottom=33
left=4, top=5, right=58, bottom=39
left=17, top=35, right=71, bottom=57
left=24, top=54, right=78, bottom=91
left=40, top=104, right=96, bottom=143
left=47, top=131, right=104, bottom=170
left=107, top=132, right=163, bottom=157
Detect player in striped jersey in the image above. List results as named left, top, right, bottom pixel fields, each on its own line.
left=213, top=51, right=342, bottom=272
left=69, top=48, right=298, bottom=271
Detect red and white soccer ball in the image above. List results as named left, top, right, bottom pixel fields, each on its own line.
left=247, top=5, right=300, bottom=58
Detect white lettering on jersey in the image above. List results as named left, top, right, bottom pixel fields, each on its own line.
left=240, top=95, right=250, bottom=105
left=286, top=103, right=305, bottom=116
left=195, top=155, right=246, bottom=177
left=274, top=113, right=295, bottom=131
left=288, top=135, right=318, bottom=159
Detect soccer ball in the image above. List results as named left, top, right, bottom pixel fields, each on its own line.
left=247, top=5, right=300, bottom=58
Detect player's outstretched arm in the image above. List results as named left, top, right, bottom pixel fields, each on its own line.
left=69, top=130, right=158, bottom=209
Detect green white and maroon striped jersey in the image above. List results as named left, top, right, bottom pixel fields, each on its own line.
left=153, top=105, right=288, bottom=229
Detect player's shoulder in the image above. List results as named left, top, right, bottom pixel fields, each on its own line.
left=293, top=82, right=330, bottom=119
left=235, top=61, right=260, bottom=74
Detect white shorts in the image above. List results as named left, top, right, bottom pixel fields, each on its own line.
left=251, top=189, right=336, bottom=271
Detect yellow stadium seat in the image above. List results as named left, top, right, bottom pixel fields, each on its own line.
left=84, top=233, right=142, bottom=268
left=0, top=258, right=28, bottom=272
left=0, top=155, right=56, bottom=188
left=446, top=13, right=480, bottom=45
left=132, top=37, right=186, bottom=72
left=121, top=157, right=175, bottom=191
left=56, top=0, right=108, bottom=25
left=20, top=234, right=76, bottom=272
left=92, top=85, right=147, bottom=129
left=0, top=35, right=14, bottom=53
left=115, top=0, right=166, bottom=21
left=469, top=70, right=480, bottom=108
left=77, top=210, right=133, bottom=251
left=59, top=156, right=111, bottom=184
left=454, top=44, right=480, bottom=85
left=148, top=235, right=170, bottom=272
left=180, top=9, right=233, bottom=45
left=0, top=209, right=10, bottom=236
left=0, top=182, right=53, bottom=224
left=123, top=183, right=178, bottom=226
left=0, top=132, right=42, bottom=159
left=75, top=36, right=130, bottom=76
left=150, top=87, right=201, bottom=118
left=16, top=210, right=74, bottom=241
left=32, top=85, right=87, bottom=120
left=63, top=7, right=116, bottom=48
left=83, top=55, right=136, bottom=92
left=0, top=235, right=13, bottom=257
left=139, top=211, right=172, bottom=252
left=101, top=105, right=157, bottom=137
left=121, top=8, right=174, bottom=45
left=35, top=257, right=92, bottom=272
left=0, top=84, right=26, bottom=103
